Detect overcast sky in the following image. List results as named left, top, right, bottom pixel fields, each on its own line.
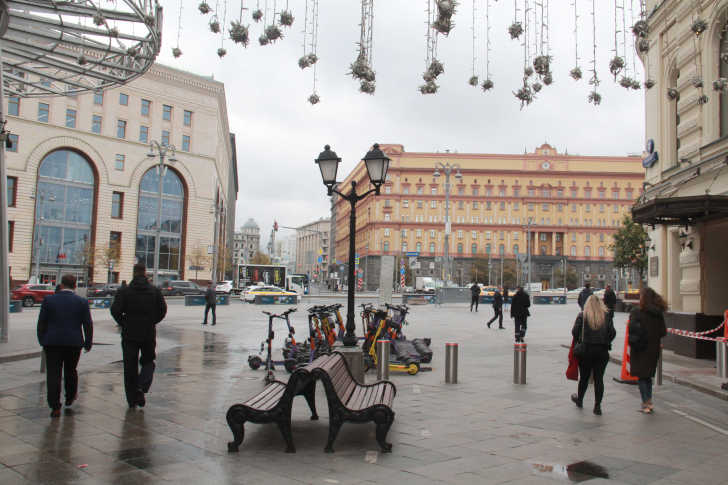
left=156, top=0, right=647, bottom=249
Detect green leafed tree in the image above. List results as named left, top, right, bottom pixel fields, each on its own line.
left=608, top=213, right=648, bottom=291
left=469, top=251, right=491, bottom=284
left=553, top=264, right=579, bottom=290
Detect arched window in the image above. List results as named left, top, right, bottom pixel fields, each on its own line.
left=472, top=244, right=477, bottom=253
left=416, top=242, right=421, bottom=252
left=585, top=246, right=591, bottom=257
left=383, top=241, right=389, bottom=252
left=486, top=243, right=491, bottom=254
left=540, top=245, right=546, bottom=255
left=599, top=246, right=605, bottom=257
left=571, top=246, right=577, bottom=256
left=429, top=242, right=435, bottom=252
left=458, top=243, right=463, bottom=253
left=513, top=244, right=519, bottom=254
left=402, top=242, right=407, bottom=252
left=499, top=244, right=505, bottom=255
left=34, top=150, right=96, bottom=283
left=136, top=168, right=185, bottom=282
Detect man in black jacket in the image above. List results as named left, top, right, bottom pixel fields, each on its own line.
left=202, top=282, right=217, bottom=325
left=510, top=286, right=531, bottom=342
left=110, top=264, right=167, bottom=408
left=603, top=284, right=617, bottom=317
left=487, top=287, right=504, bottom=329
left=578, top=283, right=594, bottom=310
left=470, top=283, right=481, bottom=312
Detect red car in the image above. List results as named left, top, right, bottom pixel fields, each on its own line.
left=11, top=284, right=56, bottom=307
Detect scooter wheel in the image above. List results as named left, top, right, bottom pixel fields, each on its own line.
left=422, top=354, right=432, bottom=364
left=248, top=355, right=262, bottom=370
left=406, top=363, right=419, bottom=375
left=284, top=359, right=299, bottom=373
left=282, top=349, right=290, bottom=359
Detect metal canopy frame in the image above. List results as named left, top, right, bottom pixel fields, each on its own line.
left=632, top=195, right=728, bottom=227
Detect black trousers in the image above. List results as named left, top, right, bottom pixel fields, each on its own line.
left=577, top=345, right=610, bottom=405
left=44, top=345, right=82, bottom=410
left=487, top=308, right=503, bottom=327
left=470, top=296, right=479, bottom=311
left=204, top=303, right=216, bottom=324
left=121, top=339, right=156, bottom=406
left=514, top=316, right=528, bottom=340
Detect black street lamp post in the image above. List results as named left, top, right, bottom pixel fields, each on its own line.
left=316, top=143, right=390, bottom=346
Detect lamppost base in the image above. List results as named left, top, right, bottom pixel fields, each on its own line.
left=341, top=334, right=359, bottom=347
left=333, top=342, right=365, bottom=383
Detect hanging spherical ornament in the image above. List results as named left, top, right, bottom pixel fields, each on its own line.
left=209, top=19, right=221, bottom=33
left=533, top=56, right=552, bottom=76
left=108, top=27, right=119, bottom=38
left=229, top=21, right=250, bottom=47
left=637, top=39, right=650, bottom=54
left=127, top=46, right=138, bottom=57
left=531, top=82, right=542, bottom=93
left=692, top=76, right=704, bottom=89
left=350, top=55, right=371, bottom=80
left=609, top=56, right=626, bottom=80
left=632, top=20, right=650, bottom=38
left=468, top=75, right=479, bottom=87
left=93, top=13, right=105, bottom=26
left=360, top=81, right=376, bottom=95
left=427, top=59, right=445, bottom=79
left=513, top=85, right=535, bottom=109
left=713, top=78, right=728, bottom=92
left=258, top=33, right=269, bottom=46
left=523, top=67, right=534, bottom=79
left=217, top=47, right=227, bottom=58
left=542, top=72, right=554, bottom=86
left=199, top=2, right=212, bottom=14
left=363, top=69, right=376, bottom=83
left=308, top=93, right=321, bottom=105
left=432, top=0, right=457, bottom=36
left=481, top=78, right=494, bottom=91
left=588, top=91, right=602, bottom=105
left=279, top=11, right=294, bottom=27
left=698, top=94, right=709, bottom=105
left=691, top=18, right=708, bottom=36
left=252, top=9, right=263, bottom=22
left=619, top=77, right=633, bottom=89
left=644, top=79, right=656, bottom=90
left=666, top=87, right=679, bottom=101
left=570, top=67, right=583, bottom=81
left=631, top=79, right=642, bottom=90
left=508, top=22, right=524, bottom=40
left=299, top=53, right=318, bottom=69
left=77, top=55, right=88, bottom=66
left=172, top=47, right=183, bottom=58
left=265, top=25, right=283, bottom=43
left=418, top=81, right=439, bottom=94
left=144, top=14, right=155, bottom=28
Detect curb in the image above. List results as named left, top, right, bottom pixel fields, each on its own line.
left=0, top=350, right=43, bottom=364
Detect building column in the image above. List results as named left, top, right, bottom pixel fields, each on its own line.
left=679, top=226, right=702, bottom=312
left=551, top=232, right=556, bottom=256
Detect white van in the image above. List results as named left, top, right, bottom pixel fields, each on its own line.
left=525, top=283, right=543, bottom=293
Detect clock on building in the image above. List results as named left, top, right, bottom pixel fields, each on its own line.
left=541, top=161, right=551, bottom=170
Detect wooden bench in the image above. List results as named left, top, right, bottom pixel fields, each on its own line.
left=310, top=351, right=396, bottom=453
left=226, top=367, right=319, bottom=453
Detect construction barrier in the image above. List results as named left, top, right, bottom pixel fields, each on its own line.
left=614, top=322, right=638, bottom=384
left=435, top=287, right=471, bottom=306
left=402, top=294, right=436, bottom=304
left=185, top=295, right=230, bottom=306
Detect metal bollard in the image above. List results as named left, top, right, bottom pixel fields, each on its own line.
left=513, top=343, right=527, bottom=384
left=656, top=345, right=663, bottom=386
left=445, top=342, right=458, bottom=384
left=718, top=339, right=728, bottom=379
left=40, top=349, right=46, bottom=373
left=376, top=340, right=390, bottom=381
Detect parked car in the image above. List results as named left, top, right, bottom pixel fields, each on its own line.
left=241, top=285, right=301, bottom=303
left=160, top=280, right=205, bottom=296
left=86, top=284, right=120, bottom=297
left=11, top=284, right=56, bottom=307
left=216, top=280, right=233, bottom=294
left=403, top=286, right=415, bottom=293
left=480, top=286, right=498, bottom=296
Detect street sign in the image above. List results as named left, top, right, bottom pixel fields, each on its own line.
left=405, top=252, right=419, bottom=257
left=340, top=267, right=344, bottom=272
left=400, top=268, right=405, bottom=275
left=318, top=248, right=323, bottom=255
left=400, top=259, right=405, bottom=266
left=355, top=253, right=359, bottom=258
left=355, top=258, right=359, bottom=264
left=207, top=245, right=215, bottom=254
left=358, top=269, right=363, bottom=275
left=517, top=252, right=527, bottom=263
left=409, top=257, right=417, bottom=266
left=109, top=261, right=114, bottom=270
left=318, top=256, right=322, bottom=263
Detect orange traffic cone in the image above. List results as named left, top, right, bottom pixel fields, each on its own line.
left=613, top=322, right=639, bottom=385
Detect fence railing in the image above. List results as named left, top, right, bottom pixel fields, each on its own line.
left=435, top=287, right=472, bottom=305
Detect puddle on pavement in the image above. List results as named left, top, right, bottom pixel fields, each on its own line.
left=533, top=461, right=610, bottom=483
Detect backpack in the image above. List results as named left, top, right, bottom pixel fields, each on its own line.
left=628, top=312, right=648, bottom=351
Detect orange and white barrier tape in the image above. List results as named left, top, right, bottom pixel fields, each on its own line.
left=667, top=319, right=725, bottom=341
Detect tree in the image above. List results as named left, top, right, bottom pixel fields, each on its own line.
left=608, top=213, right=648, bottom=291
left=96, top=242, right=122, bottom=284
left=250, top=252, right=271, bottom=265
left=553, top=264, right=579, bottom=290
left=469, top=251, right=491, bottom=284
left=186, top=242, right=211, bottom=280
left=76, top=239, right=96, bottom=287
left=216, top=245, right=234, bottom=280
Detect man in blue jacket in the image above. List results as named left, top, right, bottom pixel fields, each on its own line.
left=37, top=274, right=93, bottom=417
left=578, top=283, right=594, bottom=310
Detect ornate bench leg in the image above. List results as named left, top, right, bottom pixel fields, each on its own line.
left=373, top=410, right=394, bottom=453
left=226, top=405, right=247, bottom=452
left=302, top=380, right=319, bottom=420
left=276, top=415, right=296, bottom=453
left=324, top=415, right=344, bottom=453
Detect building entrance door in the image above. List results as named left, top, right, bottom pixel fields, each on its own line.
left=541, top=279, right=550, bottom=290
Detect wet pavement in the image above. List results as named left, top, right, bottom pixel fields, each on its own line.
left=1, top=298, right=728, bottom=484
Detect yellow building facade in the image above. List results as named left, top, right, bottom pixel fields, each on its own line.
left=333, top=144, right=644, bottom=289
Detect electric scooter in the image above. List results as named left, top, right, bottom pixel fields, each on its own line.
left=247, top=309, right=300, bottom=381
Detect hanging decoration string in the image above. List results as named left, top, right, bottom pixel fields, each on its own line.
left=514, top=0, right=535, bottom=109
left=419, top=0, right=442, bottom=94
left=172, top=0, right=183, bottom=57
left=589, top=0, right=601, bottom=104
left=571, top=0, right=581, bottom=80
left=482, top=0, right=493, bottom=91
left=469, top=0, right=478, bottom=86
left=218, top=0, right=228, bottom=57
left=349, top=0, right=375, bottom=94
left=308, top=0, right=321, bottom=104
left=259, top=0, right=269, bottom=44
left=609, top=0, right=624, bottom=81
left=689, top=1, right=709, bottom=108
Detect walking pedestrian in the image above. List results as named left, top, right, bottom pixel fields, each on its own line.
left=110, top=264, right=167, bottom=409
left=603, top=284, right=616, bottom=317
left=578, top=283, right=594, bottom=310
left=487, top=287, right=504, bottom=329
left=510, top=286, right=531, bottom=342
left=470, top=282, right=481, bottom=312
left=37, top=274, right=93, bottom=417
left=629, top=287, right=667, bottom=414
left=202, top=282, right=217, bottom=325
left=503, top=285, right=510, bottom=312
left=570, top=294, right=616, bottom=415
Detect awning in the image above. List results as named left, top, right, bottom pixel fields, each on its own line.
left=632, top=195, right=728, bottom=226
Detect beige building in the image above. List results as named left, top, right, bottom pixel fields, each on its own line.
left=295, top=218, right=330, bottom=280
left=634, top=0, right=728, bottom=320
left=334, top=144, right=644, bottom=289
left=233, top=218, right=261, bottom=267
left=4, top=63, right=235, bottom=286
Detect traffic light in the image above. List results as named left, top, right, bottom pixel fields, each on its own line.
left=274, top=220, right=278, bottom=231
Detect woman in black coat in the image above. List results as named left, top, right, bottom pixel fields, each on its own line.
left=628, top=287, right=667, bottom=414
left=571, top=295, right=617, bottom=415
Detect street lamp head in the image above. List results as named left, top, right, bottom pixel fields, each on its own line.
left=48, top=195, right=56, bottom=202
left=147, top=150, right=156, bottom=158
left=315, top=144, right=341, bottom=194
left=643, top=234, right=652, bottom=247
left=362, top=143, right=391, bottom=193
left=455, top=171, right=462, bottom=179
left=433, top=169, right=441, bottom=178
left=168, top=154, right=178, bottom=164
